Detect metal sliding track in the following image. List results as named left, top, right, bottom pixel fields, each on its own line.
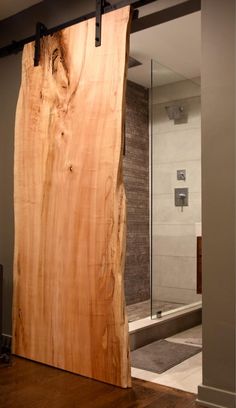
left=0, top=0, right=156, bottom=59
left=0, top=0, right=201, bottom=59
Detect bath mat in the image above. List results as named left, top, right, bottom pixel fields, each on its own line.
left=131, top=339, right=202, bottom=374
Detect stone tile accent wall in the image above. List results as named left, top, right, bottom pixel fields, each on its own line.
left=123, top=81, right=150, bottom=305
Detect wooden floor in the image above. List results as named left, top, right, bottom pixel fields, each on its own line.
left=0, top=356, right=202, bottom=407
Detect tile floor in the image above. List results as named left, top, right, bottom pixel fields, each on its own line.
left=127, top=299, right=183, bottom=322
left=131, top=325, right=202, bottom=394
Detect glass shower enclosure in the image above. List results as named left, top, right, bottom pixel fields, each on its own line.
left=151, top=60, right=202, bottom=319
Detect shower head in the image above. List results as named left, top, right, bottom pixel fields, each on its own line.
left=165, top=105, right=185, bottom=121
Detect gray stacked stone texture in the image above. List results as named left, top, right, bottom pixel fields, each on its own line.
left=123, top=80, right=150, bottom=305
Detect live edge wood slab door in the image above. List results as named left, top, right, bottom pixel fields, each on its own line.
left=13, top=6, right=132, bottom=388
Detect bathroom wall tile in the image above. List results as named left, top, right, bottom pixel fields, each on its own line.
left=152, top=163, right=173, bottom=195
left=152, top=286, right=201, bottom=305
left=152, top=96, right=201, bottom=134
left=152, top=235, right=196, bottom=257
left=152, top=193, right=201, bottom=224
left=152, top=255, right=196, bottom=290
left=152, top=160, right=201, bottom=195
left=153, top=223, right=196, bottom=237
left=124, top=81, right=150, bottom=305
left=152, top=78, right=200, bottom=105
left=153, top=128, right=201, bottom=165
left=150, top=79, right=201, bottom=307
left=125, top=275, right=150, bottom=305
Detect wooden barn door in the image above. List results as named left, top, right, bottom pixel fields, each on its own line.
left=13, top=6, right=131, bottom=388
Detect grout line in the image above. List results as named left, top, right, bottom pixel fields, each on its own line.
left=153, top=287, right=199, bottom=291
left=153, top=95, right=201, bottom=104
left=152, top=223, right=200, bottom=226
left=152, top=254, right=196, bottom=259
left=152, top=159, right=201, bottom=165
left=152, top=127, right=201, bottom=136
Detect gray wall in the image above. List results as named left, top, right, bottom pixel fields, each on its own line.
left=0, top=0, right=151, bottom=334
left=124, top=81, right=149, bottom=305
left=0, top=55, right=21, bottom=335
left=0, top=0, right=94, bottom=337
left=2, top=4, right=236, bottom=407
left=0, top=1, right=95, bottom=47
left=198, top=0, right=236, bottom=407
left=0, top=0, right=118, bottom=336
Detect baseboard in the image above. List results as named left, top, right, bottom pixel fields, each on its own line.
left=1, top=333, right=12, bottom=351
left=196, top=399, right=228, bottom=408
left=198, top=384, right=236, bottom=408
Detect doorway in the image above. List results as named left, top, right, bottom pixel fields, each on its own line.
left=124, top=7, right=202, bottom=393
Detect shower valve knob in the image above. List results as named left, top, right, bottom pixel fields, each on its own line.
left=175, top=188, right=188, bottom=208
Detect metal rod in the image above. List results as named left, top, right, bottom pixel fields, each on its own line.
left=0, top=0, right=201, bottom=58
left=132, top=0, right=201, bottom=33
left=0, top=0, right=158, bottom=58
left=0, top=9, right=96, bottom=58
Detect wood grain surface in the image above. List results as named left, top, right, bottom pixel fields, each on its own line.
left=13, top=6, right=131, bottom=388
left=1, top=356, right=199, bottom=408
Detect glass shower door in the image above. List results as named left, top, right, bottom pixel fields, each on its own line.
left=151, top=60, right=202, bottom=319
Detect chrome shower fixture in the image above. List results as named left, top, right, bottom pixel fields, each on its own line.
left=165, top=105, right=187, bottom=123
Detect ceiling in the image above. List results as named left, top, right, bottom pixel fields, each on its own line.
left=0, top=0, right=42, bottom=21
left=128, top=11, right=201, bottom=88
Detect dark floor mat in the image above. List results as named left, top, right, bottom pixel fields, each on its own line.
left=131, top=339, right=202, bottom=374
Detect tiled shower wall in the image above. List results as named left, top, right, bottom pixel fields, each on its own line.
left=124, top=81, right=150, bottom=305
left=152, top=79, right=202, bottom=305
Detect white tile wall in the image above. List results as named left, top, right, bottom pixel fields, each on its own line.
left=153, top=224, right=196, bottom=237
left=152, top=79, right=201, bottom=306
left=153, top=235, right=196, bottom=257
left=152, top=193, right=201, bottom=225
left=152, top=97, right=201, bottom=134
left=153, top=128, right=201, bottom=164
left=153, top=161, right=201, bottom=195
left=153, top=285, right=201, bottom=305
left=152, top=77, right=201, bottom=105
left=153, top=255, right=196, bottom=290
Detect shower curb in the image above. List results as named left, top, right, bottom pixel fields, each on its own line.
left=129, top=306, right=202, bottom=351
